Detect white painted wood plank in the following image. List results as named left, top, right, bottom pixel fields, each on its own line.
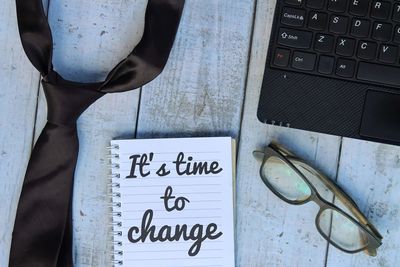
left=326, top=139, right=400, bottom=267
left=136, top=0, right=255, bottom=139
left=235, top=0, right=343, bottom=266
left=0, top=1, right=48, bottom=264
left=33, top=0, right=146, bottom=265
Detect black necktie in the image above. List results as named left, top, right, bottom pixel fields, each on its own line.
left=9, top=1, right=185, bottom=266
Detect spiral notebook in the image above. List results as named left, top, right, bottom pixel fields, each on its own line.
left=109, top=137, right=236, bottom=267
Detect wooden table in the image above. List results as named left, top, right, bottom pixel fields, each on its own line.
left=1, top=0, right=399, bottom=266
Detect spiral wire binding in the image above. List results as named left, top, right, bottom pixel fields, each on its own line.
left=108, top=143, right=123, bottom=266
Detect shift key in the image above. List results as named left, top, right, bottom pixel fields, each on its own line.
left=278, top=28, right=313, bottom=49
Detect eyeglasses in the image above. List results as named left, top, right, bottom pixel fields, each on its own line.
left=253, top=143, right=383, bottom=256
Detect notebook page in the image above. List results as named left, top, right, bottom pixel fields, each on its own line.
left=110, top=137, right=235, bottom=267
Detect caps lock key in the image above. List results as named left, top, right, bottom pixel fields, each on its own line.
left=281, top=7, right=306, bottom=27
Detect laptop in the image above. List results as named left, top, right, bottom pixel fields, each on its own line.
left=258, top=0, right=400, bottom=145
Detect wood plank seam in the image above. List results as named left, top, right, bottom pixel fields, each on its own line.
left=236, top=0, right=258, bottom=158
left=323, top=137, right=343, bottom=267
left=134, top=87, right=143, bottom=139
left=29, top=78, right=44, bottom=149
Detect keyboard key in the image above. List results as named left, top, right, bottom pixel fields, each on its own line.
left=336, top=58, right=356, bottom=77
left=336, top=37, right=356, bottom=56
left=308, top=12, right=327, bottom=30
left=394, top=26, right=400, bottom=44
left=357, top=41, right=377, bottom=60
left=350, top=19, right=370, bottom=38
left=328, top=0, right=348, bottom=12
left=378, top=45, right=398, bottom=64
left=281, top=7, right=306, bottom=27
left=329, top=15, right=348, bottom=34
left=273, top=48, right=291, bottom=67
left=314, top=34, right=334, bottom=52
left=318, top=56, right=335, bottom=74
left=306, top=0, right=325, bottom=9
left=349, top=0, right=370, bottom=16
left=372, top=22, right=392, bottom=42
left=394, top=4, right=400, bottom=22
left=371, top=1, right=391, bottom=20
left=285, top=0, right=303, bottom=5
left=292, top=51, right=317, bottom=71
left=357, top=62, right=400, bottom=86
left=278, top=28, right=313, bottom=48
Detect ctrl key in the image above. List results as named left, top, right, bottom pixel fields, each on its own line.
left=292, top=51, right=316, bottom=71
left=273, top=48, right=290, bottom=67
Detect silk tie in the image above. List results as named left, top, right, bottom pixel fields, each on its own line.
left=9, top=1, right=185, bottom=266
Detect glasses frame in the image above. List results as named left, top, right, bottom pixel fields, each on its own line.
left=255, top=143, right=383, bottom=256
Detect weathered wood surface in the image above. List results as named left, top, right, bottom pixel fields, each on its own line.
left=235, top=1, right=342, bottom=266
left=1, top=0, right=400, bottom=266
left=0, top=0, right=48, bottom=264
left=137, top=0, right=255, bottom=139
left=326, top=140, right=400, bottom=267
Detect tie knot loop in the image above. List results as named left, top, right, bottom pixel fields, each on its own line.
left=42, top=72, right=105, bottom=126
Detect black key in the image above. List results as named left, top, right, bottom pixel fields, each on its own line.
left=329, top=15, right=348, bottom=34
left=328, top=0, right=348, bottom=12
left=273, top=48, right=291, bottom=67
left=357, top=41, right=377, bottom=60
left=372, top=22, right=392, bottom=42
left=318, top=56, right=335, bottom=74
left=292, top=51, right=316, bottom=71
left=349, top=0, right=370, bottom=16
left=336, top=58, right=356, bottom=78
left=350, top=19, right=370, bottom=38
left=394, top=26, right=400, bottom=44
left=357, top=62, right=400, bottom=86
left=314, top=34, right=334, bottom=52
left=308, top=12, right=327, bottom=30
left=336, top=37, right=356, bottom=56
left=281, top=7, right=306, bottom=27
left=307, top=0, right=325, bottom=9
left=394, top=4, right=400, bottom=22
left=371, top=1, right=391, bottom=20
left=285, top=0, right=303, bottom=5
left=278, top=28, right=313, bottom=49
left=378, top=45, right=398, bottom=64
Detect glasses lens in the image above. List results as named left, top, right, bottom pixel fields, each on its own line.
left=290, top=160, right=334, bottom=202
left=262, top=156, right=311, bottom=202
left=318, top=208, right=369, bottom=251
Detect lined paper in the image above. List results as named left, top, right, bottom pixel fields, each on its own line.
left=110, top=137, right=235, bottom=267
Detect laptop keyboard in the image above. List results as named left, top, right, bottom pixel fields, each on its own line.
left=270, top=0, right=400, bottom=88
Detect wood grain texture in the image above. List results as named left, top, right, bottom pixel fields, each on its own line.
left=326, top=139, right=400, bottom=267
left=136, top=0, right=255, bottom=139
left=0, top=0, right=48, bottom=264
left=235, top=0, right=343, bottom=266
